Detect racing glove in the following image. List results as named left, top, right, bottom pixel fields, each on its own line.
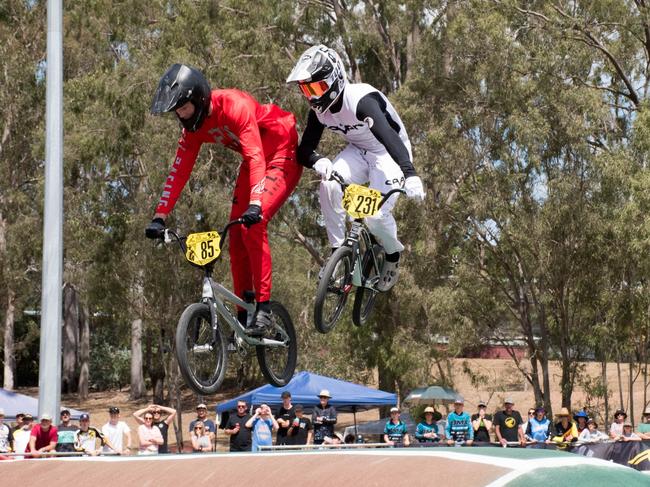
left=404, top=176, right=426, bottom=202
left=313, top=157, right=333, bottom=180
left=241, top=204, right=262, bottom=227
left=145, top=218, right=166, bottom=239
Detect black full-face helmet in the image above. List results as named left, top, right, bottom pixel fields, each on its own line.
left=151, top=63, right=211, bottom=132
left=286, top=45, right=347, bottom=114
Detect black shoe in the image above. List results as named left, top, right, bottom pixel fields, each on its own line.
left=245, top=310, right=272, bottom=337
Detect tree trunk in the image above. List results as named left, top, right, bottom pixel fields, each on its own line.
left=602, top=360, right=609, bottom=430
left=629, top=362, right=635, bottom=427
left=62, top=283, right=79, bottom=394
left=616, top=356, right=624, bottom=409
left=130, top=317, right=145, bottom=399
left=3, top=288, right=15, bottom=390
left=78, top=304, right=90, bottom=400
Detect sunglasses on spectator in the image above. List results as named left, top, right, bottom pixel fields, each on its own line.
left=237, top=405, right=247, bottom=409
left=194, top=427, right=203, bottom=430
left=153, top=411, right=161, bottom=415
left=144, top=416, right=153, bottom=420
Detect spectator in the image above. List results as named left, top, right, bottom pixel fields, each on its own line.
left=323, top=432, right=344, bottom=445
left=276, top=391, right=296, bottom=446
left=26, top=413, right=58, bottom=458
left=56, top=409, right=77, bottom=454
left=383, top=406, right=410, bottom=446
left=416, top=406, right=442, bottom=443
left=137, top=411, right=164, bottom=455
left=638, top=407, right=650, bottom=439
left=134, top=404, right=176, bottom=454
left=609, top=408, right=627, bottom=439
left=525, top=406, right=552, bottom=444
left=552, top=408, right=578, bottom=444
left=573, top=410, right=588, bottom=434
left=0, top=408, right=12, bottom=454
left=75, top=413, right=114, bottom=456
left=12, top=414, right=33, bottom=458
left=103, top=407, right=132, bottom=455
left=521, top=407, right=535, bottom=437
left=445, top=398, right=474, bottom=446
left=312, top=389, right=337, bottom=445
left=618, top=420, right=642, bottom=442
left=578, top=419, right=608, bottom=443
left=13, top=413, right=25, bottom=430
left=471, top=400, right=492, bottom=443
left=191, top=421, right=214, bottom=452
left=245, top=404, right=278, bottom=452
left=189, top=403, right=216, bottom=443
left=494, top=398, right=525, bottom=447
left=223, top=400, right=252, bottom=452
left=287, top=404, right=312, bottom=445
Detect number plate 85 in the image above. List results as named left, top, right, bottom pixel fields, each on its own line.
left=342, top=184, right=382, bottom=218
left=185, top=231, right=221, bottom=266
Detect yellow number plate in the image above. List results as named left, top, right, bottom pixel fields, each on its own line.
left=185, top=231, right=221, bottom=266
left=342, top=184, right=382, bottom=218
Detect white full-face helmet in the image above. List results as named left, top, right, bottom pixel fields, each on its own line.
left=286, top=45, right=347, bottom=113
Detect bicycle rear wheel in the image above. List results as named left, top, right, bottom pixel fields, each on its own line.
left=353, top=245, right=385, bottom=326
left=175, top=303, right=227, bottom=395
left=313, top=246, right=354, bottom=334
left=256, top=301, right=297, bottom=386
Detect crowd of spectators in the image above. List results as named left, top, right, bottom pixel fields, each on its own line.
left=2, top=397, right=650, bottom=457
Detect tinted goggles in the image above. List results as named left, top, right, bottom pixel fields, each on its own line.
left=299, top=80, right=330, bottom=99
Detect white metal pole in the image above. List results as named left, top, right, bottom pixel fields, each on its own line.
left=38, top=0, right=63, bottom=420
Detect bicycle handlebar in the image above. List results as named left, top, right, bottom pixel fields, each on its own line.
left=162, top=218, right=245, bottom=261
left=329, top=170, right=406, bottom=209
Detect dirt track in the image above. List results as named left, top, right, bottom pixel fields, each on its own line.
left=1, top=451, right=511, bottom=487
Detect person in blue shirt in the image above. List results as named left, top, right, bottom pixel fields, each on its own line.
left=383, top=407, right=410, bottom=446
left=245, top=404, right=279, bottom=452
left=415, top=406, right=443, bottom=443
left=445, top=398, right=474, bottom=445
left=525, top=406, right=553, bottom=444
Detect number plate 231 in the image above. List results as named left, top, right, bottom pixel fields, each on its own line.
left=342, top=185, right=382, bottom=218
left=185, top=231, right=221, bottom=266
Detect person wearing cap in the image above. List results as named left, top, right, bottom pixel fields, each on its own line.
left=12, top=414, right=33, bottom=458
left=103, top=407, right=132, bottom=455
left=609, top=408, right=627, bottom=439
left=471, top=401, right=493, bottom=443
left=416, top=406, right=443, bottom=443
left=573, top=410, right=589, bottom=434
left=445, top=398, right=474, bottom=446
left=287, top=404, right=312, bottom=445
left=312, top=389, right=337, bottom=445
left=578, top=418, right=608, bottom=443
left=134, top=404, right=176, bottom=454
left=189, top=403, right=216, bottom=443
left=275, top=391, right=296, bottom=445
left=383, top=406, right=410, bottom=446
left=26, top=413, right=58, bottom=457
left=223, top=400, right=253, bottom=452
left=552, top=407, right=578, bottom=444
left=0, top=408, right=12, bottom=454
left=638, top=407, right=650, bottom=439
left=56, top=409, right=77, bottom=454
left=617, top=420, right=642, bottom=442
left=493, top=398, right=525, bottom=447
left=245, top=403, right=279, bottom=452
left=525, top=407, right=552, bottom=444
left=75, top=413, right=116, bottom=456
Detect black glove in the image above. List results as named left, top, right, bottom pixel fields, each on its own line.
left=145, top=218, right=166, bottom=239
left=241, top=204, right=262, bottom=228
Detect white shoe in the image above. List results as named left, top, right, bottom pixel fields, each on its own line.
left=377, top=261, right=399, bottom=291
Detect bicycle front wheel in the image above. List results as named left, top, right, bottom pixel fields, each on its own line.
left=256, top=301, right=297, bottom=386
left=352, top=245, right=385, bottom=327
left=175, top=303, right=227, bottom=395
left=313, top=246, right=354, bottom=334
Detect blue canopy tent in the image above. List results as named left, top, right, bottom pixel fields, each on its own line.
left=216, top=371, right=398, bottom=434
left=0, top=388, right=87, bottom=420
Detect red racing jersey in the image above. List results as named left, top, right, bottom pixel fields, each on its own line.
left=155, top=88, right=296, bottom=215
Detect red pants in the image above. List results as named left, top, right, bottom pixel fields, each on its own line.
left=229, top=121, right=303, bottom=303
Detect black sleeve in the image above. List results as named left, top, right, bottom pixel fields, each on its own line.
left=296, top=110, right=326, bottom=168
left=356, top=92, right=416, bottom=178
